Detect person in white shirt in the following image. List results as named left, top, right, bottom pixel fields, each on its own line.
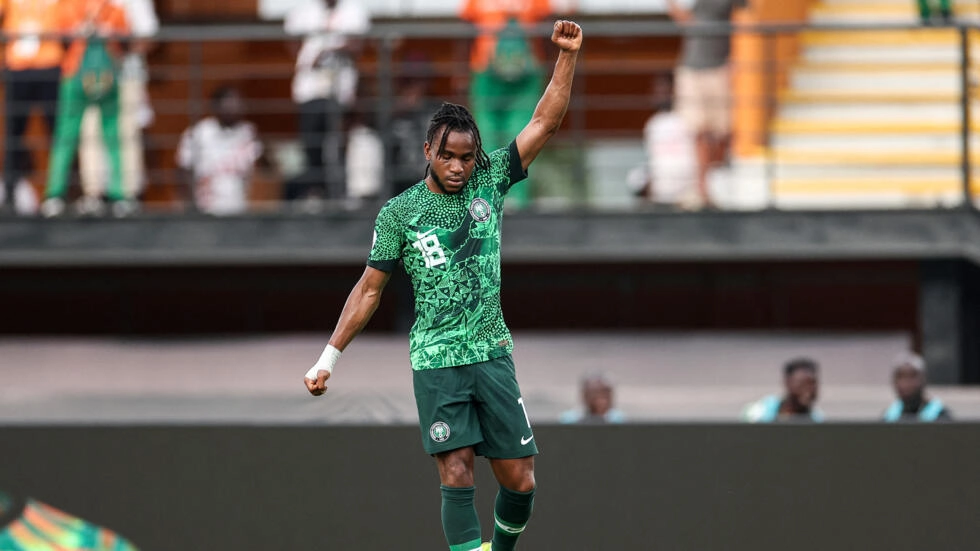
left=76, top=0, right=158, bottom=216
left=176, top=87, right=263, bottom=216
left=283, top=0, right=370, bottom=203
left=639, top=74, right=697, bottom=206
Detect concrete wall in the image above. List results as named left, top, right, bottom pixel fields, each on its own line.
left=2, top=425, right=978, bottom=551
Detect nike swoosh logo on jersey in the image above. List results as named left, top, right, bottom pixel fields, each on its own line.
left=415, top=229, right=436, bottom=240
left=520, top=435, right=534, bottom=446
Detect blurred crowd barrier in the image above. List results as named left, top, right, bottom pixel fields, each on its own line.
left=2, top=14, right=980, bottom=215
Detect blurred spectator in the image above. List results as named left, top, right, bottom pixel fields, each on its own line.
left=389, top=52, right=441, bottom=196
left=42, top=0, right=131, bottom=218
left=918, top=0, right=952, bottom=24
left=0, top=490, right=139, bottom=549
left=344, top=105, right=384, bottom=204
left=0, top=0, right=65, bottom=216
left=283, top=0, right=370, bottom=206
left=883, top=352, right=952, bottom=422
left=628, top=72, right=697, bottom=207
left=460, top=0, right=551, bottom=210
left=559, top=372, right=627, bottom=424
left=77, top=0, right=158, bottom=216
left=666, top=0, right=747, bottom=210
left=176, top=86, right=263, bottom=216
left=743, top=358, right=823, bottom=423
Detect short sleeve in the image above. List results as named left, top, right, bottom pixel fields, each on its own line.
left=366, top=204, right=403, bottom=272
left=106, top=3, right=129, bottom=34
left=284, top=2, right=316, bottom=35
left=459, top=0, right=478, bottom=22
left=342, top=4, right=371, bottom=35
left=495, top=140, right=528, bottom=195
left=125, top=0, right=159, bottom=37
left=529, top=0, right=552, bottom=21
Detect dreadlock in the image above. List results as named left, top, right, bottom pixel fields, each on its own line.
left=425, top=102, right=491, bottom=171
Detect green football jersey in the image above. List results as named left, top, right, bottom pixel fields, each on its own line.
left=368, top=141, right=527, bottom=370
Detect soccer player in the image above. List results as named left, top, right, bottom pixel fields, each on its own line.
left=303, top=20, right=583, bottom=551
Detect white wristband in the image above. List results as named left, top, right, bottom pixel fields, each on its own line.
left=304, top=344, right=342, bottom=379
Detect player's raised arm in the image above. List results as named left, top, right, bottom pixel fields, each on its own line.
left=303, top=266, right=391, bottom=396
left=514, top=20, right=582, bottom=171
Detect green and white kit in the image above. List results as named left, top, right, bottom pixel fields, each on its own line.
left=368, top=140, right=537, bottom=457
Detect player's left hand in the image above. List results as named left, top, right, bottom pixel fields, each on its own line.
left=304, top=369, right=331, bottom=396
left=551, top=20, right=583, bottom=53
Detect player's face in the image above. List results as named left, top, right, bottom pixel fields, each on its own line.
left=424, top=128, right=477, bottom=195
left=893, top=366, right=924, bottom=402
left=786, top=369, right=818, bottom=409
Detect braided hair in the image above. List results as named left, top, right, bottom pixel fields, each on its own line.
left=425, top=102, right=490, bottom=172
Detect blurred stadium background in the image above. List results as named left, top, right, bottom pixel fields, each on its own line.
left=2, top=0, right=980, bottom=549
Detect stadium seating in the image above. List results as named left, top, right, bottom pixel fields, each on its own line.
left=767, top=0, right=980, bottom=208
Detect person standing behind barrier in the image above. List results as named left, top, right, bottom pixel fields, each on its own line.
left=283, top=0, right=369, bottom=207
left=743, top=357, right=824, bottom=423
left=461, top=0, right=551, bottom=211
left=76, top=0, right=157, bottom=216
left=883, top=353, right=953, bottom=422
left=918, top=0, right=952, bottom=24
left=41, top=0, right=131, bottom=218
left=0, top=0, right=65, bottom=216
left=176, top=87, right=263, bottom=216
left=667, top=0, right=747, bottom=210
left=390, top=53, right=441, bottom=197
left=629, top=73, right=698, bottom=206
left=559, top=372, right=627, bottom=424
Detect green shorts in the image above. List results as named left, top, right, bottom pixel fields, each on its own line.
left=413, top=354, right=538, bottom=458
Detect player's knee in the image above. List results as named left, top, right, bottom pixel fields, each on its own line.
left=501, top=465, right=535, bottom=493
left=513, top=469, right=536, bottom=493
left=441, top=463, right=475, bottom=487
left=509, top=477, right=535, bottom=493
left=437, top=451, right=475, bottom=486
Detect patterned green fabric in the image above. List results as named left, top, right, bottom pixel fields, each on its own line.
left=368, top=142, right=527, bottom=370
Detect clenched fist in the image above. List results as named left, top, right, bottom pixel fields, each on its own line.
left=551, top=20, right=583, bottom=53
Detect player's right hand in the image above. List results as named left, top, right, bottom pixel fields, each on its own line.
left=304, top=369, right=331, bottom=396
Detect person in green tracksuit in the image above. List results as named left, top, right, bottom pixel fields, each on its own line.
left=461, top=0, right=553, bottom=211
left=918, top=0, right=952, bottom=24
left=42, top=0, right=130, bottom=217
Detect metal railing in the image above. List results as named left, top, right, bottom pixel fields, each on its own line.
left=0, top=19, right=978, bottom=216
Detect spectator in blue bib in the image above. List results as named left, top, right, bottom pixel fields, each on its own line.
left=883, top=352, right=952, bottom=422
left=743, top=357, right=824, bottom=423
left=560, top=372, right=626, bottom=424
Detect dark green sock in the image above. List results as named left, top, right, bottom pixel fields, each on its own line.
left=441, top=485, right=482, bottom=551
left=491, top=485, right=535, bottom=551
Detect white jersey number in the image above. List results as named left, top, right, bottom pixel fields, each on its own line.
left=412, top=231, right=447, bottom=269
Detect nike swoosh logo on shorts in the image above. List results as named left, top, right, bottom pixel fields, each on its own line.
left=520, top=435, right=534, bottom=445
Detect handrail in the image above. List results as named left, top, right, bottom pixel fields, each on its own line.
left=0, top=19, right=976, bottom=42
left=0, top=18, right=976, bottom=214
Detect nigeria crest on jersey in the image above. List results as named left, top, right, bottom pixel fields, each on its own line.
left=469, top=197, right=491, bottom=222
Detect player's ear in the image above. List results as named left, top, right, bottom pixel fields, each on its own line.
left=423, top=141, right=431, bottom=161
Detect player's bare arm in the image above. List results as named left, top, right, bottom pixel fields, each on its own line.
left=303, top=266, right=391, bottom=396
left=514, top=20, right=583, bottom=170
